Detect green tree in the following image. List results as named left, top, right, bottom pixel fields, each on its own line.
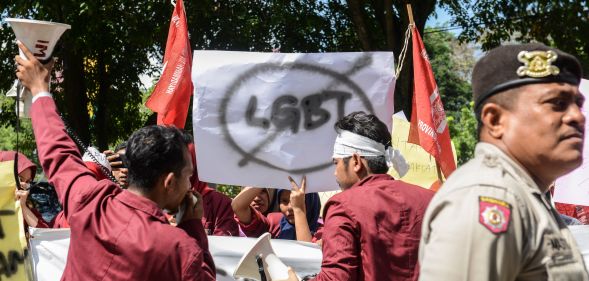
left=447, top=102, right=477, bottom=164
left=1, top=1, right=171, bottom=150
left=444, top=1, right=589, bottom=75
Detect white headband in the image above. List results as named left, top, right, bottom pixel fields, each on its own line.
left=332, top=130, right=409, bottom=177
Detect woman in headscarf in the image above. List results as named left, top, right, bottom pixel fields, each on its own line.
left=1, top=151, right=49, bottom=229
left=233, top=177, right=322, bottom=243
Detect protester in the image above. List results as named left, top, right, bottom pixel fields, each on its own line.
left=105, top=142, right=129, bottom=188
left=186, top=140, right=239, bottom=236
left=285, top=111, right=435, bottom=281
left=233, top=185, right=321, bottom=242
left=15, top=41, right=215, bottom=280
left=232, top=187, right=273, bottom=217
left=2, top=151, right=49, bottom=230
left=419, top=43, right=588, bottom=280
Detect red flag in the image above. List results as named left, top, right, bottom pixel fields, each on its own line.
left=408, top=26, right=456, bottom=178
left=146, top=0, right=192, bottom=128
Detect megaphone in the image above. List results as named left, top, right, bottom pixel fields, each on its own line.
left=234, top=233, right=298, bottom=281
left=5, top=18, right=70, bottom=118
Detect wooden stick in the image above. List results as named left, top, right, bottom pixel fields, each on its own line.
left=406, top=4, right=415, bottom=25
left=435, top=161, right=444, bottom=183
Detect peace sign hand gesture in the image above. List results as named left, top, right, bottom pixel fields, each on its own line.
left=288, top=175, right=307, bottom=213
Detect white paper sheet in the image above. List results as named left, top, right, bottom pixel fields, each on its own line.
left=554, top=79, right=589, bottom=206
left=192, top=51, right=396, bottom=192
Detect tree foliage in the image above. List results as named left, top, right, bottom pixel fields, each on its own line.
left=2, top=1, right=445, bottom=152
left=443, top=0, right=589, bottom=76
left=1, top=1, right=170, bottom=150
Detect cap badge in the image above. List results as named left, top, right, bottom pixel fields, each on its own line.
left=517, top=50, right=560, bottom=78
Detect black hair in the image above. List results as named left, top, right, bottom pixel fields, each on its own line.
left=334, top=111, right=391, bottom=174
left=124, top=125, right=190, bottom=192
left=115, top=141, right=127, bottom=153
left=475, top=88, right=521, bottom=140
left=180, top=130, right=194, bottom=144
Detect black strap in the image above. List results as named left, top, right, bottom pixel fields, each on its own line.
left=256, top=254, right=267, bottom=281
left=59, top=114, right=120, bottom=186
left=14, top=82, right=22, bottom=189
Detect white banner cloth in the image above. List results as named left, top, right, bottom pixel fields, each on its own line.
left=29, top=227, right=70, bottom=281
left=192, top=51, right=396, bottom=191
left=554, top=79, right=589, bottom=205
left=28, top=228, right=322, bottom=281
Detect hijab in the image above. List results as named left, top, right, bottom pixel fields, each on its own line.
left=275, top=189, right=321, bottom=240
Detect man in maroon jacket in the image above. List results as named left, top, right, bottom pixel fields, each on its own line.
left=15, top=42, right=215, bottom=280
left=286, top=111, right=435, bottom=281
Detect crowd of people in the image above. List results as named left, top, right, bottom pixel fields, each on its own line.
left=5, top=39, right=588, bottom=281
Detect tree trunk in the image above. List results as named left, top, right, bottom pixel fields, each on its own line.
left=347, top=0, right=374, bottom=51
left=61, top=47, right=91, bottom=147
left=94, top=51, right=109, bottom=151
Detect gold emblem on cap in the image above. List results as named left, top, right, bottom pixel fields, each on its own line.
left=517, top=50, right=560, bottom=78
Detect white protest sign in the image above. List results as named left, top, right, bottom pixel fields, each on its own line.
left=554, top=79, right=589, bottom=206
left=28, top=228, right=322, bottom=281
left=192, top=51, right=395, bottom=192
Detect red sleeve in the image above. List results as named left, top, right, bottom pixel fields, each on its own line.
left=236, top=206, right=270, bottom=238
left=311, top=223, right=324, bottom=243
left=30, top=97, right=101, bottom=220
left=178, top=219, right=216, bottom=280
left=210, top=193, right=239, bottom=236
left=311, top=200, right=360, bottom=281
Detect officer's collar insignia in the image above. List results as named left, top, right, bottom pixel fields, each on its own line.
left=517, top=50, right=560, bottom=78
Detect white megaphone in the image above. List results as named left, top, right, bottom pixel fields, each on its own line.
left=5, top=18, right=70, bottom=118
left=234, top=233, right=298, bottom=281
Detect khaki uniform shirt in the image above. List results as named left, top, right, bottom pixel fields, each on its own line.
left=419, top=143, right=588, bottom=281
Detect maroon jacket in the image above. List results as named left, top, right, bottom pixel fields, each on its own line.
left=187, top=143, right=238, bottom=236
left=201, top=190, right=239, bottom=236
left=311, top=174, right=434, bottom=281
left=31, top=97, right=215, bottom=280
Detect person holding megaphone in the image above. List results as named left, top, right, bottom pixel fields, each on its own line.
left=15, top=41, right=215, bottom=280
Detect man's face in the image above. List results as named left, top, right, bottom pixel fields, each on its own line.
left=165, top=148, right=194, bottom=213
left=501, top=82, right=585, bottom=182
left=333, top=157, right=357, bottom=190
left=111, top=149, right=128, bottom=187
left=278, top=190, right=294, bottom=224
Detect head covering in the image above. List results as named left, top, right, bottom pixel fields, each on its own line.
left=0, top=151, right=37, bottom=179
left=472, top=43, right=583, bottom=110
left=187, top=143, right=214, bottom=196
left=275, top=189, right=321, bottom=240
left=332, top=129, right=409, bottom=177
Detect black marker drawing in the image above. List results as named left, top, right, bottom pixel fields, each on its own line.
left=220, top=54, right=375, bottom=174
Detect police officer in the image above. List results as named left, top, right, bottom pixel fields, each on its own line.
left=419, top=43, right=588, bottom=281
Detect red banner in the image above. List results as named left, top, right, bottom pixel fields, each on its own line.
left=408, top=26, right=456, bottom=179
left=145, top=0, right=192, bottom=128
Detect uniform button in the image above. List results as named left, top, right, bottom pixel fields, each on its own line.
left=483, top=154, right=499, bottom=167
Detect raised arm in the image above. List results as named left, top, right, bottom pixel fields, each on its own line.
left=289, top=176, right=313, bottom=242
left=16, top=42, right=101, bottom=217
left=231, top=186, right=265, bottom=224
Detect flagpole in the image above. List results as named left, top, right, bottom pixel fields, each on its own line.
left=406, top=4, right=415, bottom=25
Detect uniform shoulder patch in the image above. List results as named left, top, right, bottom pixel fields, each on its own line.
left=479, top=196, right=512, bottom=234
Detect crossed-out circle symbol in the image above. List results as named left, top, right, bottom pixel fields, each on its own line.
left=219, top=61, right=374, bottom=174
